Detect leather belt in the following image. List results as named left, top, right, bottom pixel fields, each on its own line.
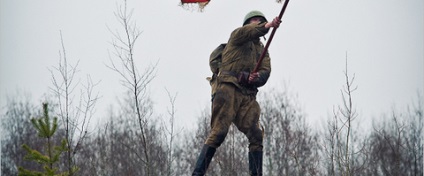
left=218, top=70, right=238, bottom=77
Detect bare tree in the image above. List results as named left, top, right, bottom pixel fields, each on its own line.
left=162, top=89, right=181, bottom=176
left=173, top=108, right=210, bottom=175
left=259, top=87, right=321, bottom=176
left=321, top=54, right=368, bottom=176
left=49, top=32, right=100, bottom=175
left=71, top=106, right=116, bottom=176
left=107, top=0, right=157, bottom=174
left=405, top=95, right=423, bottom=176
left=370, top=112, right=405, bottom=175
left=367, top=95, right=423, bottom=176
left=1, top=94, right=39, bottom=175
left=75, top=102, right=168, bottom=175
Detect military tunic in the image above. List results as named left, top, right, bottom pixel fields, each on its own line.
left=206, top=22, right=271, bottom=152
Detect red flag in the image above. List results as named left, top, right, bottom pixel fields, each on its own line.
left=180, top=0, right=210, bottom=11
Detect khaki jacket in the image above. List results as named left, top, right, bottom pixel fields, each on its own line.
left=214, top=22, right=272, bottom=95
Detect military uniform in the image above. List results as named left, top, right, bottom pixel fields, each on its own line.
left=193, top=10, right=273, bottom=176
left=206, top=21, right=271, bottom=152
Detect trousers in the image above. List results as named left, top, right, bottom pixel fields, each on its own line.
left=205, top=83, right=263, bottom=152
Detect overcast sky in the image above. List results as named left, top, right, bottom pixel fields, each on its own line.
left=1, top=0, right=423, bottom=131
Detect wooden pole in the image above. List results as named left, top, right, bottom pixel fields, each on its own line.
left=253, top=0, right=290, bottom=73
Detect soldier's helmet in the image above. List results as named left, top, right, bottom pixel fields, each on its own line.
left=243, top=10, right=268, bottom=26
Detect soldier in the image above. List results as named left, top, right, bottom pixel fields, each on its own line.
left=192, top=10, right=281, bottom=176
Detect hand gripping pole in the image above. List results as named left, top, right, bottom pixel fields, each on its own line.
left=253, top=0, right=290, bottom=73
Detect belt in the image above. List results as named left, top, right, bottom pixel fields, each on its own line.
left=218, top=70, right=238, bottom=77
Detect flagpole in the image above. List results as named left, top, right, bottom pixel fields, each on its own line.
left=253, top=0, right=290, bottom=73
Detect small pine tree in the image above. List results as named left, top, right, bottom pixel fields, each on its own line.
left=18, top=103, right=73, bottom=176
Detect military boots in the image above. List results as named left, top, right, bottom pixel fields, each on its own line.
left=192, top=144, right=216, bottom=176
left=249, top=151, right=263, bottom=176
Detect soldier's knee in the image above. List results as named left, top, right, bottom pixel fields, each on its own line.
left=249, top=128, right=264, bottom=151
left=206, top=130, right=228, bottom=148
left=246, top=127, right=263, bottom=150
left=250, top=126, right=263, bottom=140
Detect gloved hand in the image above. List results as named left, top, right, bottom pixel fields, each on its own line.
left=237, top=71, right=250, bottom=86
left=238, top=72, right=265, bottom=88
left=248, top=72, right=262, bottom=86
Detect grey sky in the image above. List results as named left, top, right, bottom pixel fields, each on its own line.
left=1, top=0, right=423, bottom=130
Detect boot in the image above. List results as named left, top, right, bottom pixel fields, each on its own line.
left=249, top=151, right=263, bottom=176
left=192, top=144, right=216, bottom=176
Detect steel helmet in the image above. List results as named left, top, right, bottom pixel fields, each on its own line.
left=243, top=10, right=268, bottom=26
